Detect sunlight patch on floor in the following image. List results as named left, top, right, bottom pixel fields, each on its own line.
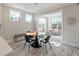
left=50, top=41, right=61, bottom=47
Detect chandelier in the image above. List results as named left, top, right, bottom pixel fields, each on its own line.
left=34, top=3, right=39, bottom=17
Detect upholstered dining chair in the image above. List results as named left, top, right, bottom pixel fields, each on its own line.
left=40, top=36, right=52, bottom=54
left=23, top=35, right=34, bottom=52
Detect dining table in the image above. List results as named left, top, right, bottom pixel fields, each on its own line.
left=25, top=32, right=46, bottom=48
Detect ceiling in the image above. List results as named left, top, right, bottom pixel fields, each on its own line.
left=4, top=3, right=73, bottom=13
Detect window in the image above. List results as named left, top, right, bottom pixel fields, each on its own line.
left=51, top=12, right=63, bottom=36
left=51, top=12, right=62, bottom=30
left=25, top=14, right=32, bottom=22
left=37, top=17, right=47, bottom=32
left=9, top=9, right=21, bottom=21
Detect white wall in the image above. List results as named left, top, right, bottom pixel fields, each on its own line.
left=63, top=4, right=79, bottom=47
left=0, top=4, right=13, bottom=56
left=0, top=4, right=2, bottom=24
left=0, top=4, right=3, bottom=36
left=1, top=4, right=34, bottom=43
left=37, top=4, right=79, bottom=48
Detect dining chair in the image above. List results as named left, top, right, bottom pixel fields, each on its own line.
left=23, top=35, right=34, bottom=52
left=40, top=36, right=52, bottom=54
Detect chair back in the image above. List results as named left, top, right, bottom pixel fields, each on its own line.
left=28, top=35, right=33, bottom=38
left=35, top=35, right=39, bottom=43
left=25, top=35, right=31, bottom=42
left=45, top=36, right=51, bottom=43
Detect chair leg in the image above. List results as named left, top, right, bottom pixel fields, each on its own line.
left=23, top=41, right=26, bottom=49
left=28, top=43, right=31, bottom=52
left=48, top=42, right=52, bottom=49
left=45, top=44, right=48, bottom=54
left=42, top=43, right=45, bottom=56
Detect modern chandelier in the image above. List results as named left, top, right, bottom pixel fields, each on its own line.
left=34, top=3, right=39, bottom=17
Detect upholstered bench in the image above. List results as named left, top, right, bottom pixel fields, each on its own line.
left=14, top=33, right=25, bottom=42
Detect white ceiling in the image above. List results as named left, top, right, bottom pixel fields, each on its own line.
left=4, top=3, right=73, bottom=13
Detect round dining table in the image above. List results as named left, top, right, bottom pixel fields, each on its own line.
left=25, top=32, right=45, bottom=48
